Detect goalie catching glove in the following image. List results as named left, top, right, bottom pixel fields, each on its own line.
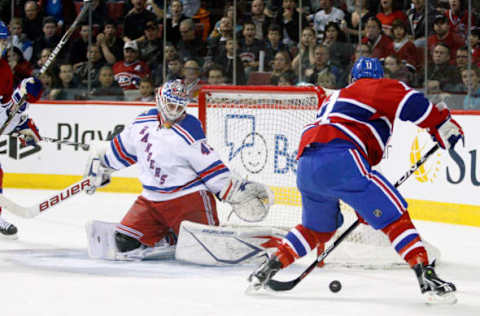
left=219, top=176, right=275, bottom=222
left=83, top=145, right=114, bottom=195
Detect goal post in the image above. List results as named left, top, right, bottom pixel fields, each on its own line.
left=198, top=85, right=440, bottom=268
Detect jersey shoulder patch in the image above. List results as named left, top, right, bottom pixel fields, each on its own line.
left=134, top=108, right=159, bottom=124
left=172, top=114, right=206, bottom=145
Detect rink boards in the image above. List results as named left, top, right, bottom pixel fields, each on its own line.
left=1, top=100, right=479, bottom=227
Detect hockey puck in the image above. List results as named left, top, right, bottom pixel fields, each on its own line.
left=329, top=280, right=342, bottom=293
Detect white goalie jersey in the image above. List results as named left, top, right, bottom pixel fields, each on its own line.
left=102, top=108, right=232, bottom=201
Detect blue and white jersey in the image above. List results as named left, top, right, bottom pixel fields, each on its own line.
left=102, top=108, right=231, bottom=201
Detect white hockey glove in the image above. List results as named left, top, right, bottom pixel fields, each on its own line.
left=12, top=115, right=42, bottom=146
left=430, top=116, right=464, bottom=150
left=83, top=146, right=114, bottom=195
left=219, top=177, right=275, bottom=222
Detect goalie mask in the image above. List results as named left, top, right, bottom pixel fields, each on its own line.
left=156, top=79, right=189, bottom=125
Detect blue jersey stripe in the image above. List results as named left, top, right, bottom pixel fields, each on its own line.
left=394, top=233, right=418, bottom=253
left=197, top=160, right=223, bottom=175
left=172, top=127, right=193, bottom=145
left=201, top=168, right=229, bottom=183
left=110, top=141, right=131, bottom=167
left=285, top=231, right=307, bottom=257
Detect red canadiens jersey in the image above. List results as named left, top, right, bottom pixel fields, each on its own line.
left=0, top=59, right=13, bottom=104
left=297, top=79, right=450, bottom=166
left=113, top=60, right=151, bottom=90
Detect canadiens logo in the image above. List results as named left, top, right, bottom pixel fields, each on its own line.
left=410, top=129, right=442, bottom=183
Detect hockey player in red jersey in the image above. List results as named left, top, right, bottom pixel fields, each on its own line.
left=0, top=20, right=43, bottom=239
left=248, top=57, right=462, bottom=304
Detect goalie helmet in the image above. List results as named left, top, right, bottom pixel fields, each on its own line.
left=156, top=79, right=189, bottom=124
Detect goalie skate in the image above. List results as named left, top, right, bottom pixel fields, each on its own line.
left=0, top=217, right=18, bottom=240
left=414, top=260, right=457, bottom=305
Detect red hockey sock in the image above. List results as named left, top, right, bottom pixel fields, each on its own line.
left=382, top=212, right=428, bottom=267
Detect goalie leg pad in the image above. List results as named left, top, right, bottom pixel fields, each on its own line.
left=85, top=220, right=120, bottom=260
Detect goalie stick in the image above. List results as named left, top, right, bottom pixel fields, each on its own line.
left=0, top=0, right=92, bottom=135
left=266, top=144, right=440, bottom=292
left=0, top=177, right=92, bottom=218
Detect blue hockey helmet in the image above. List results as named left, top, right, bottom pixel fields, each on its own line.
left=350, top=57, right=384, bottom=81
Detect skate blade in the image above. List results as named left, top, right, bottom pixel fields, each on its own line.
left=425, top=291, right=458, bottom=305
left=0, top=233, right=18, bottom=240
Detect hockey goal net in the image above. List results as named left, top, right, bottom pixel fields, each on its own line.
left=198, top=85, right=440, bottom=268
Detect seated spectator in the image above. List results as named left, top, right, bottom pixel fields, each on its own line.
left=316, top=70, right=336, bottom=89
left=166, top=0, right=188, bottom=46
left=383, top=54, right=415, bottom=86
left=427, top=13, right=464, bottom=63
left=32, top=16, right=62, bottom=66
left=426, top=79, right=451, bottom=104
left=138, top=19, right=163, bottom=70
left=183, top=58, right=205, bottom=100
left=213, top=37, right=246, bottom=85
left=406, top=0, right=436, bottom=48
left=178, top=19, right=207, bottom=61
left=248, top=0, right=272, bottom=40
left=50, top=62, right=82, bottom=100
left=207, top=65, right=226, bottom=85
left=69, top=24, right=90, bottom=69
left=342, top=0, right=375, bottom=41
left=39, top=70, right=57, bottom=100
left=75, top=45, right=107, bottom=88
left=7, top=46, right=33, bottom=85
left=264, top=24, right=288, bottom=71
left=23, top=0, right=43, bottom=42
left=152, top=43, right=178, bottom=85
left=113, top=41, right=151, bottom=90
left=455, top=46, right=469, bottom=73
left=322, top=22, right=354, bottom=68
left=136, top=77, right=155, bottom=101
left=274, top=73, right=295, bottom=86
left=445, top=0, right=477, bottom=38
left=391, top=19, right=419, bottom=72
left=423, top=43, right=462, bottom=92
left=362, top=16, right=393, bottom=60
left=274, top=0, right=308, bottom=46
left=308, top=0, right=345, bottom=42
left=461, top=67, right=480, bottom=110
left=123, top=0, right=156, bottom=43
left=470, top=27, right=480, bottom=66
left=376, top=0, right=407, bottom=38
left=304, top=44, right=343, bottom=87
left=33, top=47, right=52, bottom=77
left=292, top=27, right=316, bottom=76
left=167, top=57, right=184, bottom=81
left=9, top=18, right=33, bottom=61
left=270, top=50, right=296, bottom=85
left=91, top=65, right=124, bottom=101
left=97, top=20, right=124, bottom=65
left=206, top=16, right=233, bottom=61
left=238, top=21, right=266, bottom=76
left=208, top=2, right=243, bottom=40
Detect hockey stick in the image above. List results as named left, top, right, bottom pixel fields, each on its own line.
left=0, top=177, right=93, bottom=218
left=10, top=133, right=91, bottom=150
left=267, top=144, right=441, bottom=292
left=0, top=0, right=92, bottom=135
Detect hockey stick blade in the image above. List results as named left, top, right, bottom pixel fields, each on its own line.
left=0, top=177, right=93, bottom=218
left=266, top=144, right=440, bottom=292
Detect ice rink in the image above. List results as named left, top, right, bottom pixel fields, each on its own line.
left=0, top=188, right=479, bottom=316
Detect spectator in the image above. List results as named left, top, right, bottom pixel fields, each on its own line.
left=342, top=0, right=375, bottom=41
left=391, top=19, right=420, bottom=72
left=270, top=50, right=296, bottom=85
left=322, top=22, right=354, bottom=68
left=425, top=79, right=452, bottom=105
left=7, top=46, right=33, bottom=85
left=249, top=0, right=272, bottom=41
left=181, top=0, right=200, bottom=18
left=427, top=14, right=464, bottom=63
left=113, top=41, right=151, bottom=90
left=362, top=16, right=393, bottom=60
left=445, top=0, right=477, bottom=38
left=206, top=16, right=233, bottom=62
left=183, top=58, right=205, bottom=100
left=9, top=17, right=33, bottom=61
left=424, top=42, right=462, bottom=92
left=91, top=65, right=124, bottom=101
left=32, top=47, right=52, bottom=77
left=136, top=77, right=155, bottom=101
left=138, top=19, right=163, bottom=70
left=383, top=54, right=415, bottom=86
left=461, top=67, right=480, bottom=109
left=308, top=0, right=345, bottom=42
left=177, top=18, right=207, bottom=61
left=264, top=23, right=288, bottom=70
left=207, top=65, right=225, bottom=85
left=152, top=43, right=178, bottom=86
left=316, top=70, right=336, bottom=88
left=208, top=2, right=243, bottom=40
left=50, top=62, right=81, bottom=100
left=274, top=0, right=308, bottom=46
left=97, top=20, right=124, bottom=65
left=274, top=73, right=295, bottom=86
left=69, top=24, right=90, bottom=69
left=75, top=45, right=107, bottom=88
left=376, top=0, right=407, bottom=38
left=304, top=44, right=343, bottom=87
left=32, top=16, right=61, bottom=66
left=39, top=69, right=57, bottom=100
left=471, top=28, right=480, bottom=66
left=238, top=21, right=266, bottom=76
left=292, top=27, right=316, bottom=75
left=166, top=57, right=184, bottom=81
left=123, top=0, right=157, bottom=43
left=166, top=0, right=188, bottom=46
left=38, top=0, right=75, bottom=29
left=23, top=0, right=43, bottom=41
left=406, top=0, right=436, bottom=48
left=455, top=46, right=469, bottom=73
left=213, top=37, right=247, bottom=85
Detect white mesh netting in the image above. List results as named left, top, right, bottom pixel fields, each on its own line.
left=199, top=86, right=440, bottom=268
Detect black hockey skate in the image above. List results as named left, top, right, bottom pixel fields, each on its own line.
left=0, top=217, right=18, bottom=240
left=246, top=256, right=282, bottom=293
left=413, top=260, right=457, bottom=304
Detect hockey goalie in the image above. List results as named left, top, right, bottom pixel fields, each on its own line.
left=84, top=79, right=277, bottom=264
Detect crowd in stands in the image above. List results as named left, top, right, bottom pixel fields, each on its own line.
left=2, top=0, right=480, bottom=108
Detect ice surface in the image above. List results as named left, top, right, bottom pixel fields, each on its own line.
left=0, top=189, right=479, bottom=316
